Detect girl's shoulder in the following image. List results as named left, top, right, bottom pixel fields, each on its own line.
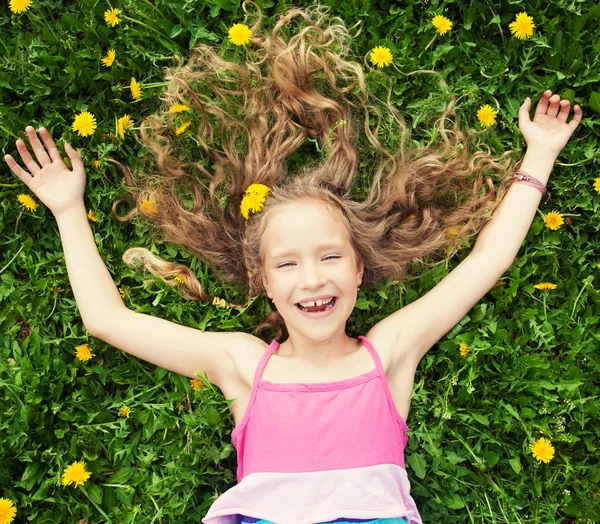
left=226, top=333, right=271, bottom=388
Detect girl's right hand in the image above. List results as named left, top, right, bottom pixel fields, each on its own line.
left=4, top=126, right=87, bottom=217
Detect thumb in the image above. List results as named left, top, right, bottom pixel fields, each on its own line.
left=64, top=143, right=85, bottom=174
left=518, top=97, right=532, bottom=128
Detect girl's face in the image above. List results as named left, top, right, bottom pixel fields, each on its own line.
left=261, top=199, right=364, bottom=342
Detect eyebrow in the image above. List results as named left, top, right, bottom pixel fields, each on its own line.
left=270, top=242, right=346, bottom=260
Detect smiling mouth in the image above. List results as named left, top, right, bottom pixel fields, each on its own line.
left=295, top=297, right=337, bottom=313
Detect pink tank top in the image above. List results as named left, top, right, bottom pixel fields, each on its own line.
left=202, top=335, right=423, bottom=524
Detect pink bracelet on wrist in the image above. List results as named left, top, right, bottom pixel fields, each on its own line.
left=513, top=169, right=551, bottom=205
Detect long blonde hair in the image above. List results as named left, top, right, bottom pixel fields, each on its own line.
left=108, top=1, right=518, bottom=341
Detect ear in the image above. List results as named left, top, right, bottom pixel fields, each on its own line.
left=262, top=272, right=272, bottom=299
left=356, top=259, right=364, bottom=287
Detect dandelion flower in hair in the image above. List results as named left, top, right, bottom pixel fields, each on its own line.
left=240, top=183, right=270, bottom=219
left=477, top=104, right=497, bottom=128
left=228, top=23, right=253, bottom=46
left=369, top=46, right=393, bottom=68
left=169, top=103, right=191, bottom=113
left=432, top=15, right=452, bottom=35
left=509, top=12, right=535, bottom=40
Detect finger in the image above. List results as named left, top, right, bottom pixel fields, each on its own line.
left=15, top=138, right=42, bottom=175
left=546, top=94, right=561, bottom=118
left=25, top=126, right=52, bottom=167
left=518, top=97, right=532, bottom=128
left=38, top=127, right=64, bottom=163
left=65, top=143, right=85, bottom=174
left=569, top=104, right=583, bottom=131
left=556, top=100, right=570, bottom=123
left=534, top=89, right=553, bottom=116
left=3, top=153, right=34, bottom=188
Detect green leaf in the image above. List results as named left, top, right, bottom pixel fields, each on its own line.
left=556, top=380, right=583, bottom=392
left=87, top=484, right=103, bottom=505
left=407, top=452, right=426, bottom=479
left=472, top=413, right=489, bottom=426
left=447, top=493, right=465, bottom=509
left=106, top=466, right=136, bottom=485
left=509, top=457, right=522, bottom=474
left=590, top=92, right=600, bottom=114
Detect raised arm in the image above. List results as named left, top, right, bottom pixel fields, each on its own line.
left=370, top=90, right=583, bottom=369
left=4, top=126, right=254, bottom=387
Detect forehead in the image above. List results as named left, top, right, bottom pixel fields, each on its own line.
left=262, top=199, right=351, bottom=258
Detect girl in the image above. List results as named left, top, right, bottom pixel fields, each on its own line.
left=4, top=3, right=582, bottom=523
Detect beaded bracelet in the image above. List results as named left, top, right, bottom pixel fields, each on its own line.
left=513, top=169, right=551, bottom=205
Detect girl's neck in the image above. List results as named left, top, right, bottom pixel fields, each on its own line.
left=278, top=331, right=360, bottom=366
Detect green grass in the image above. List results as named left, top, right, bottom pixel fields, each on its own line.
left=1, top=0, right=600, bottom=522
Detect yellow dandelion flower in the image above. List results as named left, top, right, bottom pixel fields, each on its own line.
left=75, top=343, right=95, bottom=362
left=117, top=114, right=133, bottom=139
left=119, top=114, right=133, bottom=128
left=17, top=193, right=38, bottom=212
left=596, top=263, right=600, bottom=269
left=240, top=183, right=270, bottom=219
left=190, top=378, right=205, bottom=391
left=228, top=23, right=253, bottom=46
left=447, top=227, right=459, bottom=238
left=369, top=46, right=393, bottom=68
left=477, top=104, right=497, bottom=128
left=459, top=341, right=469, bottom=357
left=118, top=406, right=131, bottom=418
left=432, top=15, right=452, bottom=35
left=9, top=0, right=32, bottom=14
left=174, top=275, right=185, bottom=284
left=140, top=199, right=158, bottom=215
left=212, top=296, right=227, bottom=308
left=534, top=282, right=557, bottom=291
left=7, top=358, right=16, bottom=366
left=91, top=159, right=101, bottom=168
left=509, top=12, right=535, bottom=40
left=175, top=120, right=192, bottom=135
left=530, top=437, right=555, bottom=463
left=0, top=497, right=17, bottom=524
left=72, top=111, right=97, bottom=137
left=50, top=285, right=64, bottom=292
left=169, top=103, right=191, bottom=113
left=104, top=8, right=121, bottom=27
left=61, top=460, right=92, bottom=487
left=543, top=211, right=564, bottom=230
left=594, top=177, right=600, bottom=195
left=101, top=49, right=116, bottom=67
left=87, top=209, right=97, bottom=222
left=130, top=77, right=142, bottom=100
left=493, top=280, right=507, bottom=289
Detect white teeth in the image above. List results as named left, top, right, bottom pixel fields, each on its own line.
left=299, top=297, right=333, bottom=307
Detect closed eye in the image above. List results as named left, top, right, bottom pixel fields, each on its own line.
left=277, top=255, right=340, bottom=268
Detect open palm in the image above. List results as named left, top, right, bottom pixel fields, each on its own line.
left=4, top=126, right=87, bottom=217
left=519, top=89, right=583, bottom=159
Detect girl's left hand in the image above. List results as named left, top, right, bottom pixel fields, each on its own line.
left=518, top=89, right=583, bottom=159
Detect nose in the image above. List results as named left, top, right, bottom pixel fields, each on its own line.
left=300, top=261, right=326, bottom=290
